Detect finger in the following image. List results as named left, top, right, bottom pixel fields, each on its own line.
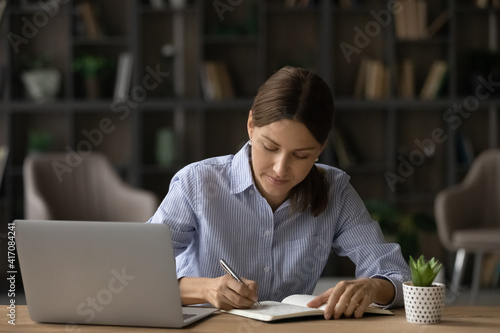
left=214, top=276, right=253, bottom=308
left=240, top=278, right=259, bottom=302
left=333, top=289, right=355, bottom=319
left=230, top=281, right=257, bottom=303
left=221, top=287, right=257, bottom=309
left=343, top=300, right=358, bottom=318
left=307, top=292, right=330, bottom=308
left=223, top=278, right=258, bottom=308
left=322, top=294, right=337, bottom=320
left=353, top=298, right=372, bottom=318
left=343, top=289, right=365, bottom=318
left=323, top=286, right=346, bottom=320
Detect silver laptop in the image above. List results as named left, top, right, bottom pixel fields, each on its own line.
left=15, top=220, right=217, bottom=328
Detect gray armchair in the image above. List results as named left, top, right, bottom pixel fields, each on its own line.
left=24, top=152, right=158, bottom=222
left=435, top=149, right=500, bottom=304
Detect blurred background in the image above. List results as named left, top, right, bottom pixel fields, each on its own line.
left=1, top=0, right=499, bottom=305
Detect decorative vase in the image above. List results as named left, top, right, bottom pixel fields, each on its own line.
left=21, top=68, right=61, bottom=101
left=403, top=281, right=445, bottom=324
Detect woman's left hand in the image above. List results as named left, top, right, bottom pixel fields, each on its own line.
left=306, top=278, right=394, bottom=320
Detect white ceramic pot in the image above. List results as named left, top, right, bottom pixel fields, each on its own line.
left=403, top=281, right=445, bottom=324
left=21, top=68, right=61, bottom=101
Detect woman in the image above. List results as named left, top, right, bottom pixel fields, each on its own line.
left=148, top=66, right=410, bottom=320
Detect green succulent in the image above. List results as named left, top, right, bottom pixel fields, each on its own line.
left=409, top=255, right=442, bottom=287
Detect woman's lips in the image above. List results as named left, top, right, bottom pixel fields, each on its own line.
left=267, top=175, right=289, bottom=185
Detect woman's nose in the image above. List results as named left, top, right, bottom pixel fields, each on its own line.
left=273, top=154, right=289, bottom=176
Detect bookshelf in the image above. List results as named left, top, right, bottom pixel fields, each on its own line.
left=0, top=0, right=500, bottom=279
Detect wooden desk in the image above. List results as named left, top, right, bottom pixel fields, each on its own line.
left=2, top=305, right=499, bottom=332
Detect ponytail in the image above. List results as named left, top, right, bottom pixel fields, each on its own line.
left=290, top=165, right=329, bottom=217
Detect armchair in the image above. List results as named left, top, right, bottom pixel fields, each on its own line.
left=435, top=149, right=500, bottom=304
left=23, top=152, right=158, bottom=222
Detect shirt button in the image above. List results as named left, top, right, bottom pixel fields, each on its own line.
left=264, top=230, right=271, bottom=236
left=264, top=267, right=270, bottom=273
left=249, top=190, right=254, bottom=195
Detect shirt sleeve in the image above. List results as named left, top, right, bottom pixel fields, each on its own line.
left=331, top=178, right=411, bottom=308
left=147, top=168, right=198, bottom=259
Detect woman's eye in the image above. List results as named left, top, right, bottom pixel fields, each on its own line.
left=294, top=154, right=308, bottom=160
left=263, top=144, right=278, bottom=152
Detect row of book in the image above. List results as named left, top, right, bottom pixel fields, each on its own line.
left=394, top=0, right=450, bottom=40
left=354, top=57, right=447, bottom=100
left=76, top=0, right=188, bottom=39
left=474, top=0, right=500, bottom=8
left=399, top=59, right=448, bottom=100
left=329, top=128, right=477, bottom=171
left=354, top=58, right=390, bottom=100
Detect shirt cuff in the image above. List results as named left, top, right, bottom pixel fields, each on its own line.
left=369, top=275, right=403, bottom=309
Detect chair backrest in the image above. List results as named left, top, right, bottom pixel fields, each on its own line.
left=23, top=152, right=158, bottom=222
left=462, top=149, right=500, bottom=228
left=435, top=149, right=500, bottom=250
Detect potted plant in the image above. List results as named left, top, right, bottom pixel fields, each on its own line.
left=73, top=54, right=114, bottom=99
left=27, top=130, right=54, bottom=153
left=20, top=54, right=61, bottom=101
left=403, top=255, right=445, bottom=324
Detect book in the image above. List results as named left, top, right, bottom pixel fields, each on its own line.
left=426, top=10, right=451, bottom=38
left=0, top=145, right=9, bottom=189
left=353, top=58, right=388, bottom=100
left=353, top=57, right=369, bottom=98
left=365, top=59, right=386, bottom=100
left=394, top=0, right=427, bottom=40
left=78, top=0, right=102, bottom=39
left=200, top=61, right=235, bottom=100
left=398, top=58, right=415, bottom=99
left=113, top=52, right=134, bottom=100
left=0, top=0, right=7, bottom=28
left=475, top=0, right=489, bottom=8
left=223, top=294, right=393, bottom=322
left=419, top=60, right=447, bottom=99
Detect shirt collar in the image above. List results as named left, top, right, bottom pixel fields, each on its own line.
left=230, top=142, right=255, bottom=194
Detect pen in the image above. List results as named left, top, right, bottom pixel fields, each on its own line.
left=219, top=259, right=262, bottom=308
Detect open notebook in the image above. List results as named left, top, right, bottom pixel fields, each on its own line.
left=224, top=294, right=393, bottom=322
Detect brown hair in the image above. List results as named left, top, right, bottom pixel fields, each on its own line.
left=251, top=66, right=334, bottom=216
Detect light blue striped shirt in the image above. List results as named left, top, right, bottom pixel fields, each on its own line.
left=148, top=143, right=411, bottom=307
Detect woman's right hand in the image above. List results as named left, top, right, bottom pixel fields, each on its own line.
left=179, top=276, right=259, bottom=310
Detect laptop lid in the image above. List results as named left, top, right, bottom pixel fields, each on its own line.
left=15, top=220, right=217, bottom=328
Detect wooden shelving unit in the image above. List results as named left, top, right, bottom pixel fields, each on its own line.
left=1, top=0, right=499, bottom=278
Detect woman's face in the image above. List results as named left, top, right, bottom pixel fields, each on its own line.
left=247, top=111, right=325, bottom=209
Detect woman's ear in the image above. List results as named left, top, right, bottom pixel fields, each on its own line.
left=247, top=110, right=254, bottom=139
